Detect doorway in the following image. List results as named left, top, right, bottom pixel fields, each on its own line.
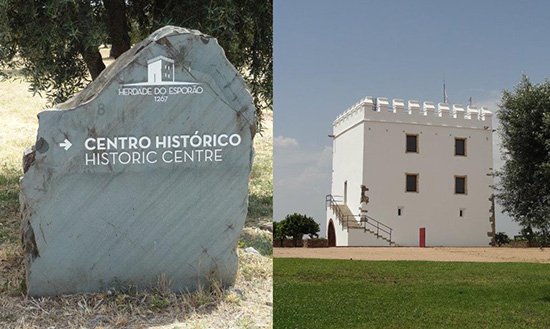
left=328, top=219, right=336, bottom=247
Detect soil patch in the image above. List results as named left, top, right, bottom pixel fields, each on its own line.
left=274, top=247, right=550, bottom=263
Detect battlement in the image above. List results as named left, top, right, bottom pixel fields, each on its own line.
left=333, top=96, right=493, bottom=135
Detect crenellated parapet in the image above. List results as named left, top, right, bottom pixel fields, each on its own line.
left=333, top=96, right=493, bottom=136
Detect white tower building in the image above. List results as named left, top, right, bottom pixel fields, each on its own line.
left=147, top=56, right=175, bottom=84
left=326, top=96, right=494, bottom=247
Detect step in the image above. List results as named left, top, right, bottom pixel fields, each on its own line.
left=331, top=201, right=396, bottom=246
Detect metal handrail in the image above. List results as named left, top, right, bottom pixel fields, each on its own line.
left=326, top=194, right=394, bottom=243
left=366, top=214, right=392, bottom=232
left=325, top=194, right=347, bottom=229
left=344, top=215, right=392, bottom=242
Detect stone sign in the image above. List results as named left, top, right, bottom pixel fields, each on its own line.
left=20, top=26, right=256, bottom=296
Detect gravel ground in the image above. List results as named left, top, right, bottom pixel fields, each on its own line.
left=274, top=247, right=550, bottom=263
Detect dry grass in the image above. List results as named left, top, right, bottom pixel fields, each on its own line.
left=0, top=79, right=45, bottom=248
left=0, top=54, right=272, bottom=328
left=0, top=79, right=46, bottom=170
left=150, top=251, right=272, bottom=329
left=247, top=110, right=272, bottom=228
left=0, top=249, right=272, bottom=329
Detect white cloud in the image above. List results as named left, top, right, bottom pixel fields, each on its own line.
left=274, top=137, right=332, bottom=236
left=274, top=143, right=331, bottom=187
left=273, top=135, right=299, bottom=148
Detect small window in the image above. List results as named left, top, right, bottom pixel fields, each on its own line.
left=406, top=174, right=418, bottom=192
left=398, top=207, right=403, bottom=216
left=455, top=176, right=467, bottom=194
left=459, top=208, right=465, bottom=217
left=455, top=138, right=466, bottom=156
left=406, top=134, right=418, bottom=153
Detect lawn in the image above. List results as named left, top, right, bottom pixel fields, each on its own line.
left=274, top=258, right=550, bottom=329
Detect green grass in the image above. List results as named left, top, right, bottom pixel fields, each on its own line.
left=0, top=165, right=21, bottom=244
left=274, top=258, right=550, bottom=329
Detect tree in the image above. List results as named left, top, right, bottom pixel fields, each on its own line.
left=281, top=213, right=319, bottom=247
left=520, top=226, right=535, bottom=245
left=496, top=76, right=550, bottom=245
left=0, top=0, right=272, bottom=126
left=273, top=220, right=286, bottom=246
left=494, top=232, right=510, bottom=247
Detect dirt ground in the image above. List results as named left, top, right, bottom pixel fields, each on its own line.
left=274, top=247, right=550, bottom=263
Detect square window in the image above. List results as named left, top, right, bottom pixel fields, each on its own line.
left=406, top=174, right=418, bottom=192
left=455, top=138, right=466, bottom=156
left=406, top=134, right=418, bottom=153
left=455, top=176, right=467, bottom=194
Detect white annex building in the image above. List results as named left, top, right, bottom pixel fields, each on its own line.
left=326, top=97, right=495, bottom=247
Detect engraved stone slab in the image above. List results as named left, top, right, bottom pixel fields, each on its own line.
left=20, top=26, right=256, bottom=296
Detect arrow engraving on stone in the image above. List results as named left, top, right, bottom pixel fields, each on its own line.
left=59, top=139, right=72, bottom=151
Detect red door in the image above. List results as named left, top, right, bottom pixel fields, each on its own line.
left=419, top=227, right=426, bottom=247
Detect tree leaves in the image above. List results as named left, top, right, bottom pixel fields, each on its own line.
left=0, top=0, right=104, bottom=105
left=277, top=213, right=320, bottom=247
left=0, top=0, right=272, bottom=128
left=497, top=76, right=550, bottom=240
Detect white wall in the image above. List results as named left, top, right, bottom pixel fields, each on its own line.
left=326, top=209, right=348, bottom=246
left=328, top=105, right=366, bottom=239
left=148, top=60, right=162, bottom=83
left=330, top=98, right=493, bottom=246
left=349, top=229, right=390, bottom=246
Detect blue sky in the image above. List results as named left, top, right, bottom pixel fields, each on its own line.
left=273, top=0, right=550, bottom=237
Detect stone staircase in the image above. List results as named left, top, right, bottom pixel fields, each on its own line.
left=327, top=195, right=396, bottom=246
left=333, top=203, right=363, bottom=229
left=362, top=223, right=396, bottom=246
